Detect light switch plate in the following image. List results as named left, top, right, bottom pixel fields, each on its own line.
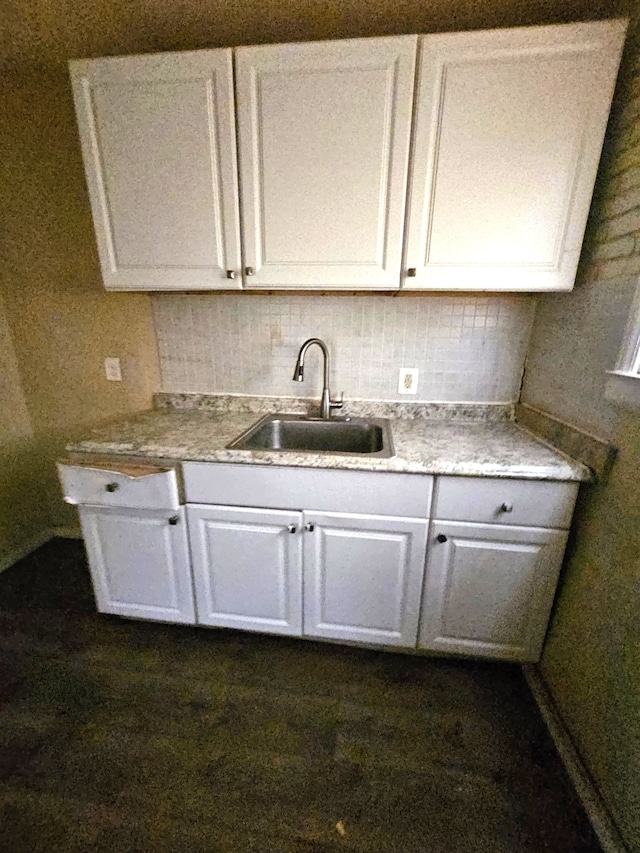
left=105, top=357, right=122, bottom=382
left=398, top=368, right=418, bottom=394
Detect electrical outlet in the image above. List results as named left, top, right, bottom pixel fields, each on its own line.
left=104, top=357, right=122, bottom=382
left=398, top=368, right=419, bottom=395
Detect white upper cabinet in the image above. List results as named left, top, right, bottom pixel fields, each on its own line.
left=234, top=36, right=418, bottom=289
left=70, top=21, right=626, bottom=293
left=70, top=50, right=242, bottom=290
left=403, top=20, right=626, bottom=291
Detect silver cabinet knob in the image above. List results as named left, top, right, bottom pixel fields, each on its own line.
left=105, top=482, right=119, bottom=492
left=407, top=268, right=417, bottom=277
left=245, top=266, right=255, bottom=276
left=226, top=270, right=236, bottom=280
left=287, top=524, right=297, bottom=534
left=304, top=523, right=315, bottom=532
left=500, top=503, right=513, bottom=513
left=436, top=533, right=447, bottom=543
left=168, top=515, right=180, bottom=525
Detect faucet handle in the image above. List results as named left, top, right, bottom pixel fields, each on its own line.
left=330, top=392, right=344, bottom=411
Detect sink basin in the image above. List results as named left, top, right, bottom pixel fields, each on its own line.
left=227, top=414, right=394, bottom=458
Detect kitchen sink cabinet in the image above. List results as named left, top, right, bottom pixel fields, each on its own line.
left=186, top=504, right=427, bottom=646
left=187, top=504, right=303, bottom=636
left=303, top=511, right=428, bottom=647
left=184, top=463, right=432, bottom=646
left=69, top=20, right=625, bottom=293
left=78, top=505, right=196, bottom=624
left=59, top=458, right=581, bottom=662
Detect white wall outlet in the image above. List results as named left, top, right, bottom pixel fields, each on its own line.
left=398, top=368, right=419, bottom=395
left=104, top=357, right=122, bottom=382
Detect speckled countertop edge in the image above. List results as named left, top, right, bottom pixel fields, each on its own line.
left=66, top=396, right=592, bottom=482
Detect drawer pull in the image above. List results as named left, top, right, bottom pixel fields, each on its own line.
left=305, top=523, right=315, bottom=532
left=500, top=502, right=513, bottom=513
left=436, top=533, right=448, bottom=543
left=105, top=482, right=120, bottom=492
left=287, top=524, right=297, bottom=534
left=168, top=515, right=180, bottom=525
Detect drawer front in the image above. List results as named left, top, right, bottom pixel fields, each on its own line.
left=433, top=476, right=578, bottom=529
left=183, top=463, right=433, bottom=518
left=57, top=462, right=181, bottom=510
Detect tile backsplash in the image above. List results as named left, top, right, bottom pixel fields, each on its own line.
left=152, top=293, right=536, bottom=403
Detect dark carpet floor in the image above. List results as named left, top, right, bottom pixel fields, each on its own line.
left=0, top=537, right=601, bottom=852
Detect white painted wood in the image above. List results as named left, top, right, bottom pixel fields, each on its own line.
left=70, top=50, right=242, bottom=290
left=78, top=505, right=196, bottom=624
left=187, top=504, right=303, bottom=635
left=304, top=512, right=428, bottom=646
left=235, top=36, right=417, bottom=289
left=183, top=462, right=433, bottom=517
left=57, top=462, right=181, bottom=511
left=419, top=520, right=568, bottom=661
left=433, top=477, right=578, bottom=529
left=403, top=20, right=626, bottom=291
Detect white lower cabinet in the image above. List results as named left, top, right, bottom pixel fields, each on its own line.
left=186, top=505, right=427, bottom=647
left=303, top=512, right=428, bottom=647
left=65, top=460, right=578, bottom=662
left=187, top=505, right=303, bottom=636
left=418, top=520, right=568, bottom=662
left=78, top=505, right=196, bottom=624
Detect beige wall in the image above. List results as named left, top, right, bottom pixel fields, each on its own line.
left=0, top=71, right=160, bottom=535
left=522, top=17, right=640, bottom=850
left=0, top=293, right=51, bottom=566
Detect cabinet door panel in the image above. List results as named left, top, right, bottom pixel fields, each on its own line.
left=304, top=512, right=428, bottom=646
left=236, top=36, right=417, bottom=288
left=419, top=520, right=568, bottom=661
left=404, top=21, right=625, bottom=291
left=187, top=505, right=303, bottom=635
left=79, top=505, right=195, bottom=624
left=70, top=50, right=242, bottom=290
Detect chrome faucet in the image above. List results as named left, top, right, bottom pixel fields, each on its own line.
left=292, top=338, right=343, bottom=419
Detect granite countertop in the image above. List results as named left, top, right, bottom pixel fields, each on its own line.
left=66, top=397, right=591, bottom=481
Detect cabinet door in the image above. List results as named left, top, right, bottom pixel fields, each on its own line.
left=70, top=50, right=242, bottom=290
left=187, top=505, right=303, bottom=635
left=403, top=20, right=625, bottom=291
left=235, top=36, right=417, bottom=289
left=303, top=512, right=428, bottom=647
left=419, top=521, right=568, bottom=661
left=78, top=505, right=195, bottom=624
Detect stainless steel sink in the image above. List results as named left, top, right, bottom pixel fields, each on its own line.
left=227, top=414, right=394, bottom=458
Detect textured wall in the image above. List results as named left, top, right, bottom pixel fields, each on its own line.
left=523, top=30, right=640, bottom=438
left=153, top=294, right=535, bottom=403
left=0, top=294, right=51, bottom=567
left=523, top=19, right=640, bottom=851
left=0, top=73, right=161, bottom=532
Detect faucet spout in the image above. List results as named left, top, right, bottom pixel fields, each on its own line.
left=292, top=338, right=343, bottom=419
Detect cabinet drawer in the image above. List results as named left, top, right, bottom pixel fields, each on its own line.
left=433, top=476, right=578, bottom=529
left=183, top=463, right=432, bottom=518
left=57, top=461, right=181, bottom=510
